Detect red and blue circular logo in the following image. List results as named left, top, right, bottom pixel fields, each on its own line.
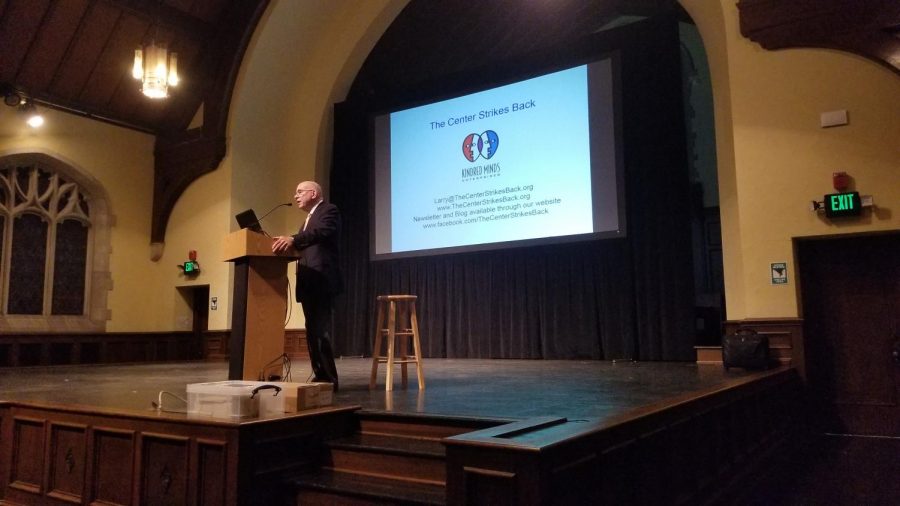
left=462, top=130, right=499, bottom=162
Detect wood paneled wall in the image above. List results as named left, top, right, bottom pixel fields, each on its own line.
left=0, top=330, right=308, bottom=368
left=445, top=368, right=803, bottom=505
left=0, top=401, right=357, bottom=505
left=0, top=332, right=203, bottom=367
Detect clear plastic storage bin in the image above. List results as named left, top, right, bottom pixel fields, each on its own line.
left=186, top=381, right=268, bottom=419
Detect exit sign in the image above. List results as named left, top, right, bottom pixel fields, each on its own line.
left=824, top=192, right=861, bottom=218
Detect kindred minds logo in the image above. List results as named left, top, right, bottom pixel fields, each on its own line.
left=462, top=130, right=499, bottom=162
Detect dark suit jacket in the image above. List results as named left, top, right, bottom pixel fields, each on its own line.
left=291, top=201, right=343, bottom=301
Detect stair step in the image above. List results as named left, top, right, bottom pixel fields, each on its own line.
left=329, top=433, right=446, bottom=458
left=358, top=413, right=506, bottom=440
left=294, top=470, right=445, bottom=505
left=326, top=448, right=446, bottom=484
left=325, top=433, right=446, bottom=483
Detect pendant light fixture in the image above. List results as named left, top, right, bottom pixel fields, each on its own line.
left=132, top=0, right=179, bottom=99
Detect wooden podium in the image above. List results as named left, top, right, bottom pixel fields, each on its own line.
left=223, top=229, right=300, bottom=380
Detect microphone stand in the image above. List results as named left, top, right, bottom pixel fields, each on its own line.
left=251, top=202, right=292, bottom=237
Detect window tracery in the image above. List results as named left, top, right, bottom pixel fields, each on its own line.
left=0, top=153, right=110, bottom=332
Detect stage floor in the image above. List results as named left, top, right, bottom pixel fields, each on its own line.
left=0, top=357, right=769, bottom=421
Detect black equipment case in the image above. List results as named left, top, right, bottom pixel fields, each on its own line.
left=722, top=330, right=770, bottom=370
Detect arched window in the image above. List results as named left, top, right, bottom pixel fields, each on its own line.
left=0, top=153, right=111, bottom=332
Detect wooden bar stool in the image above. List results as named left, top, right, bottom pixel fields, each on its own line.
left=369, top=295, right=425, bottom=391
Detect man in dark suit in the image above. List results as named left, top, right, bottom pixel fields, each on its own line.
left=272, top=181, right=342, bottom=389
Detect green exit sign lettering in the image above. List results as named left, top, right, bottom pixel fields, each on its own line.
left=824, top=192, right=861, bottom=218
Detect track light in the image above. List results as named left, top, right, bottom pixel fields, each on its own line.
left=3, top=92, right=22, bottom=107
left=2, top=83, right=43, bottom=128
left=1, top=82, right=23, bottom=106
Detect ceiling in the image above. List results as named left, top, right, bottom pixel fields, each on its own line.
left=0, top=0, right=264, bottom=135
left=2, top=0, right=897, bottom=137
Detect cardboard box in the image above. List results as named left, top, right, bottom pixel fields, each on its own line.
left=310, top=382, right=333, bottom=407
left=277, top=382, right=319, bottom=412
left=295, top=383, right=321, bottom=411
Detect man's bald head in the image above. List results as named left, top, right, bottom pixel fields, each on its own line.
left=294, top=181, right=324, bottom=211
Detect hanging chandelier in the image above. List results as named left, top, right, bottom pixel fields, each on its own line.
left=132, top=41, right=179, bottom=99
left=132, top=0, right=178, bottom=100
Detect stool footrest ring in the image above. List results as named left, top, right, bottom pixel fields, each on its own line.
left=376, top=358, right=420, bottom=364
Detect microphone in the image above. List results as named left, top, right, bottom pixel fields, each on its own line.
left=254, top=202, right=292, bottom=224
left=249, top=202, right=292, bottom=236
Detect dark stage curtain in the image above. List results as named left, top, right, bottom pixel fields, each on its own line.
left=329, top=16, right=695, bottom=361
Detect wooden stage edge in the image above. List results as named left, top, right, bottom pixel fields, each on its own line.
left=0, top=366, right=802, bottom=505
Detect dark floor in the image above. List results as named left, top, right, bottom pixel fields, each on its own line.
left=0, top=357, right=760, bottom=421
left=740, top=433, right=900, bottom=506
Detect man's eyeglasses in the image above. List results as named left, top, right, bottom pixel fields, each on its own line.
left=294, top=189, right=314, bottom=196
